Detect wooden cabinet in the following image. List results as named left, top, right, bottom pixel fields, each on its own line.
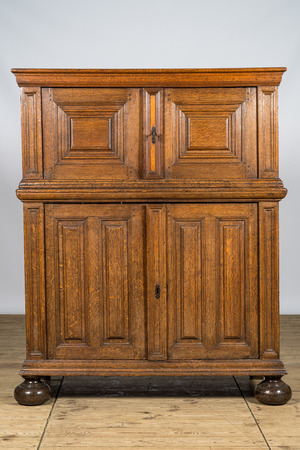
left=12, top=68, right=291, bottom=406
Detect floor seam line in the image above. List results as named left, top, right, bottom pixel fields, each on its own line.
left=37, top=377, right=64, bottom=450
left=233, top=376, right=271, bottom=450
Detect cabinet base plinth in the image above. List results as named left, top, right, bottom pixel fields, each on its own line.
left=14, top=377, right=51, bottom=406
left=19, top=358, right=287, bottom=377
left=254, top=376, right=292, bottom=405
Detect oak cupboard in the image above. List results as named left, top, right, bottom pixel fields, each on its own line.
left=12, top=68, right=291, bottom=406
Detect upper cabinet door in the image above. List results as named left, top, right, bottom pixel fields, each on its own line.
left=41, top=87, right=258, bottom=182
left=164, top=88, right=257, bottom=180
left=42, top=88, right=141, bottom=180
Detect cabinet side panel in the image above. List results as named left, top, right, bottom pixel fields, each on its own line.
left=21, top=87, right=43, bottom=179
left=259, top=203, right=280, bottom=359
left=258, top=86, right=279, bottom=178
left=23, top=203, right=46, bottom=358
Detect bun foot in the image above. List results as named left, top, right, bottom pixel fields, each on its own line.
left=14, top=377, right=51, bottom=406
left=254, top=376, right=292, bottom=405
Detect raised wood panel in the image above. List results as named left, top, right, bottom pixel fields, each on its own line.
left=143, top=89, right=164, bottom=178
left=71, top=117, right=110, bottom=149
left=164, top=88, right=257, bottom=180
left=177, top=223, right=202, bottom=340
left=167, top=204, right=258, bottom=360
left=102, top=221, right=129, bottom=341
left=189, top=116, right=228, bottom=149
left=23, top=203, right=46, bottom=359
left=219, top=221, right=245, bottom=340
left=259, top=203, right=279, bottom=359
left=146, top=205, right=167, bottom=360
left=215, top=205, right=258, bottom=357
left=258, top=87, right=278, bottom=178
left=58, top=220, right=86, bottom=343
left=167, top=210, right=205, bottom=360
left=21, top=88, right=43, bottom=179
left=42, top=88, right=140, bottom=180
left=45, top=204, right=146, bottom=360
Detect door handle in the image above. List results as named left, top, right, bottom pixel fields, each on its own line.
left=150, top=126, right=157, bottom=144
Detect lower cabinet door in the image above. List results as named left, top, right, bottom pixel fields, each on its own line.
left=45, top=202, right=258, bottom=362
left=166, top=203, right=258, bottom=360
left=45, top=204, right=146, bottom=360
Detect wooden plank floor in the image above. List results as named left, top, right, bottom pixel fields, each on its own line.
left=0, top=315, right=299, bottom=449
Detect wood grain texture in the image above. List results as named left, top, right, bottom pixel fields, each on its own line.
left=23, top=203, right=46, bottom=359
left=45, top=204, right=146, bottom=360
left=258, top=86, right=279, bottom=178
left=143, top=89, right=164, bottom=178
left=259, top=202, right=280, bottom=359
left=42, top=88, right=140, bottom=180
left=20, top=87, right=43, bottom=179
left=167, top=204, right=258, bottom=360
left=16, top=179, right=288, bottom=202
left=167, top=210, right=205, bottom=359
left=146, top=205, right=167, bottom=360
left=164, top=88, right=257, bottom=180
left=19, top=358, right=286, bottom=377
left=12, top=67, right=286, bottom=87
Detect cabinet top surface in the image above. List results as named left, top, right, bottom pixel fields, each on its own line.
left=11, top=67, right=286, bottom=87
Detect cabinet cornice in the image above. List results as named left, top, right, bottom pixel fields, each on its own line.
left=12, top=67, right=286, bottom=88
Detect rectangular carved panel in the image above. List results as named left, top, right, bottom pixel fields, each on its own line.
left=164, top=88, right=257, bottom=179
left=167, top=205, right=207, bottom=359
left=58, top=221, right=86, bottom=343
left=175, top=223, right=203, bottom=341
left=42, top=88, right=140, bottom=180
left=21, top=88, right=43, bottom=179
left=143, top=89, right=164, bottom=178
left=45, top=204, right=146, bottom=360
left=219, top=221, right=245, bottom=340
left=146, top=205, right=167, bottom=360
left=215, top=205, right=258, bottom=357
left=102, top=221, right=128, bottom=341
left=71, top=117, right=111, bottom=149
left=23, top=203, right=46, bottom=358
left=258, top=87, right=278, bottom=178
left=259, top=203, right=279, bottom=358
left=189, top=117, right=228, bottom=149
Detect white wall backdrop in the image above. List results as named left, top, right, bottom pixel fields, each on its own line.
left=0, top=0, right=299, bottom=313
